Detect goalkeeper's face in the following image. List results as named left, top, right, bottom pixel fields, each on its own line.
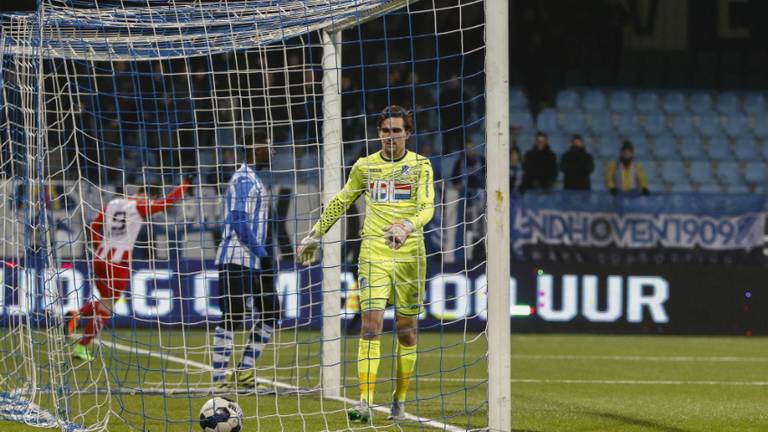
left=378, top=117, right=409, bottom=159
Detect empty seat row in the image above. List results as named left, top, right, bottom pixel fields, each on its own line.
left=526, top=109, right=768, bottom=139
left=589, top=159, right=766, bottom=191
left=515, top=130, right=768, bottom=162
left=556, top=89, right=767, bottom=115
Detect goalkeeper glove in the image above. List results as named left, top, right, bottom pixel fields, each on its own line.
left=297, top=231, right=322, bottom=266
left=383, top=220, right=414, bottom=250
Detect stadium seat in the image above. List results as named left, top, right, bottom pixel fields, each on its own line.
left=723, top=115, right=749, bottom=138
left=614, top=113, right=642, bottom=135
left=680, top=136, right=705, bottom=160
left=548, top=133, right=569, bottom=155
left=583, top=90, right=607, bottom=112
left=717, top=93, right=742, bottom=115
left=669, top=115, right=695, bottom=137
left=596, top=135, right=620, bottom=159
left=556, top=90, right=579, bottom=112
left=640, top=160, right=660, bottom=184
left=589, top=111, right=614, bottom=135
left=689, top=161, right=715, bottom=184
left=724, top=184, right=750, bottom=193
left=705, top=136, right=734, bottom=161
left=560, top=111, right=589, bottom=134
left=662, top=92, right=687, bottom=114
left=608, top=90, right=633, bottom=113
left=642, top=113, right=669, bottom=136
left=510, top=88, right=529, bottom=111
left=744, top=161, right=767, bottom=185
left=752, top=115, right=768, bottom=138
left=653, top=135, right=679, bottom=160
left=636, top=91, right=661, bottom=114
left=696, top=114, right=723, bottom=138
left=733, top=137, right=760, bottom=161
left=514, top=132, right=535, bottom=149
left=649, top=181, right=668, bottom=193
left=536, top=108, right=560, bottom=134
left=670, top=182, right=694, bottom=192
left=688, top=92, right=714, bottom=115
left=660, top=160, right=688, bottom=183
left=716, top=161, right=743, bottom=185
left=510, top=110, right=534, bottom=131
left=743, top=93, right=766, bottom=115
left=591, top=160, right=608, bottom=191
left=698, top=183, right=722, bottom=193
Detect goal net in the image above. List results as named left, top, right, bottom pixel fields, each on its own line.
left=0, top=0, right=495, bottom=430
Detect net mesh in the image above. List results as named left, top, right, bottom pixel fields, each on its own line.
left=0, top=1, right=490, bottom=430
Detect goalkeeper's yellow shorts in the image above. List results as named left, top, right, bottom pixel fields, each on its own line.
left=358, top=258, right=426, bottom=317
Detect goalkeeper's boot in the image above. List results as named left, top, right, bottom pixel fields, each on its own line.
left=387, top=400, right=406, bottom=422
left=347, top=400, right=373, bottom=424
left=71, top=344, right=94, bottom=362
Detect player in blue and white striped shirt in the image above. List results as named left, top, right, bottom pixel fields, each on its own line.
left=212, top=130, right=279, bottom=388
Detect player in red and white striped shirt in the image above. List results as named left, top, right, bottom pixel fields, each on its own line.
left=67, top=180, right=189, bottom=361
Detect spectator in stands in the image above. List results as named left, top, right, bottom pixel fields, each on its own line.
left=509, top=146, right=523, bottom=193
left=605, top=140, right=650, bottom=195
left=521, top=132, right=558, bottom=192
left=560, top=134, right=594, bottom=190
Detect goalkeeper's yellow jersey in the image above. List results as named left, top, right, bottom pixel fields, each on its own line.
left=312, top=149, right=435, bottom=262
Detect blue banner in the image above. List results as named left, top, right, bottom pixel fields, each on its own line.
left=512, top=192, right=768, bottom=255
left=1, top=259, right=766, bottom=334
left=0, top=260, right=498, bottom=331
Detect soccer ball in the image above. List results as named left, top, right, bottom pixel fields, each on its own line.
left=199, top=397, right=243, bottom=432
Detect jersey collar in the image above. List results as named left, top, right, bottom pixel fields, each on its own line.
left=379, top=149, right=408, bottom=162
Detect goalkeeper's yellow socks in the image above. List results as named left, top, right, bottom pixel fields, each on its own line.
left=357, top=339, right=381, bottom=404
left=394, top=342, right=417, bottom=402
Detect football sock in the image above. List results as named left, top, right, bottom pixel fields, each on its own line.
left=357, top=339, right=381, bottom=404
left=394, top=342, right=417, bottom=402
left=238, top=322, right=272, bottom=369
left=211, top=326, right=234, bottom=382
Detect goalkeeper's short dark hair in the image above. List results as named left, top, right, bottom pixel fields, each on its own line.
left=377, top=105, right=413, bottom=132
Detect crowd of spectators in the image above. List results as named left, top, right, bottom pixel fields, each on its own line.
left=512, top=131, right=649, bottom=195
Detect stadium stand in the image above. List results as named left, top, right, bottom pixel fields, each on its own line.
left=531, top=88, right=768, bottom=193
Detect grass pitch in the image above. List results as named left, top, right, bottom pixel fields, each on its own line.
left=2, top=333, right=767, bottom=431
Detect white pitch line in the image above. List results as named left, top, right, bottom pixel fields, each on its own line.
left=512, top=378, right=768, bottom=386
left=100, top=339, right=468, bottom=432
left=510, top=354, right=768, bottom=363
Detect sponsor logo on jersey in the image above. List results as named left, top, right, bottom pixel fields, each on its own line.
left=368, top=180, right=412, bottom=201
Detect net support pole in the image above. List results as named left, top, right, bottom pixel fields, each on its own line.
left=321, top=29, right=343, bottom=398
left=485, top=0, right=511, bottom=430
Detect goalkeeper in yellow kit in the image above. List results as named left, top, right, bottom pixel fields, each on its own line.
left=297, top=105, right=434, bottom=423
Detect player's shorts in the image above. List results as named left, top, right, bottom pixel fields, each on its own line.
left=357, top=257, right=426, bottom=317
left=92, top=259, right=131, bottom=299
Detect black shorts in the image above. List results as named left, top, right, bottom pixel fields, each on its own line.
left=217, top=262, right=280, bottom=327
